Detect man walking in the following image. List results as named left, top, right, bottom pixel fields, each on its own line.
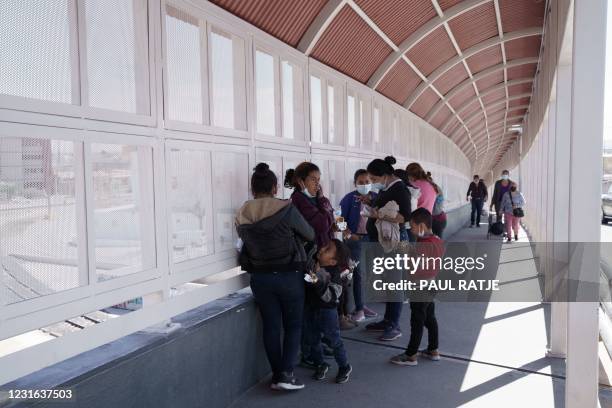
left=466, top=175, right=488, bottom=228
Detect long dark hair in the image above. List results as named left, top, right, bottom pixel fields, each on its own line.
left=284, top=161, right=320, bottom=190
left=367, top=156, right=396, bottom=177
left=251, top=163, right=277, bottom=196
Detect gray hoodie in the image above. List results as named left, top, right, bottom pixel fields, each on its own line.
left=236, top=197, right=315, bottom=272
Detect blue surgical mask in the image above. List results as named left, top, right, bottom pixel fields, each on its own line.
left=371, top=182, right=385, bottom=192
left=501, top=175, right=509, bottom=180
left=356, top=184, right=372, bottom=195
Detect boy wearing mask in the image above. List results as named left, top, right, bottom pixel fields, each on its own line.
left=304, top=239, right=353, bottom=383
left=390, top=208, right=444, bottom=366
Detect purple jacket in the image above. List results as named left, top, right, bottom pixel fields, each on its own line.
left=290, top=190, right=334, bottom=248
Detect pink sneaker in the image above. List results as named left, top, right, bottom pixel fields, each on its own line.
left=351, top=310, right=365, bottom=322
left=363, top=306, right=378, bottom=318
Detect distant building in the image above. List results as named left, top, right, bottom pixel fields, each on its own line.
left=0, top=137, right=53, bottom=197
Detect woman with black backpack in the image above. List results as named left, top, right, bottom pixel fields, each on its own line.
left=236, top=163, right=315, bottom=391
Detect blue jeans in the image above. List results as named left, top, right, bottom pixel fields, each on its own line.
left=250, top=270, right=304, bottom=376
left=383, top=301, right=403, bottom=330
left=346, top=236, right=368, bottom=311
left=304, top=307, right=348, bottom=367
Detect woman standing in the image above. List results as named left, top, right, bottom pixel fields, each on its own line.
left=363, top=156, right=412, bottom=341
left=405, top=162, right=436, bottom=213
left=339, top=169, right=379, bottom=322
left=499, top=182, right=525, bottom=243
left=236, top=163, right=315, bottom=391
left=284, top=162, right=335, bottom=248
left=490, top=170, right=514, bottom=219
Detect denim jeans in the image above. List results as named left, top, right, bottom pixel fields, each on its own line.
left=471, top=198, right=484, bottom=225
left=304, top=306, right=348, bottom=367
left=250, top=270, right=304, bottom=376
left=383, top=301, right=403, bottom=330
left=405, top=300, right=438, bottom=356
left=346, top=236, right=368, bottom=312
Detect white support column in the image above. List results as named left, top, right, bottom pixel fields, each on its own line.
left=548, top=66, right=571, bottom=358
left=566, top=1, right=606, bottom=407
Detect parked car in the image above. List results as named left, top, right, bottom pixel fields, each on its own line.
left=603, top=184, right=612, bottom=224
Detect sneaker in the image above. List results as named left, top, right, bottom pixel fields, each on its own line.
left=300, top=355, right=317, bottom=369
left=379, top=328, right=402, bottom=341
left=506, top=237, right=512, bottom=243
left=313, top=363, right=330, bottom=381
left=363, top=306, right=378, bottom=318
left=272, top=372, right=305, bottom=391
left=336, top=364, right=352, bottom=384
left=339, top=315, right=356, bottom=330
left=365, top=320, right=389, bottom=332
left=476, top=224, right=481, bottom=228
left=351, top=310, right=365, bottom=322
left=390, top=353, right=418, bottom=366
left=419, top=349, right=440, bottom=361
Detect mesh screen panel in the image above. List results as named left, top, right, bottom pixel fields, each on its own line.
left=0, top=0, right=73, bottom=103
left=165, top=6, right=203, bottom=124
left=167, top=148, right=214, bottom=264
left=1, top=138, right=81, bottom=304
left=91, top=143, right=155, bottom=280
left=85, top=0, right=149, bottom=113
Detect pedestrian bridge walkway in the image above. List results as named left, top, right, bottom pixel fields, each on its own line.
left=232, top=224, right=612, bottom=408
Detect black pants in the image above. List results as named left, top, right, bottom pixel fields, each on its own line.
left=405, top=301, right=438, bottom=356
left=470, top=198, right=484, bottom=226
left=432, top=218, right=447, bottom=238
left=250, top=270, right=304, bottom=376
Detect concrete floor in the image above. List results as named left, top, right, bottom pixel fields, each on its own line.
left=232, top=221, right=612, bottom=408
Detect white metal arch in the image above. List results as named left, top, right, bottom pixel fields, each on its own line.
left=459, top=98, right=530, bottom=130
left=298, top=0, right=347, bottom=55
left=426, top=58, right=538, bottom=116
left=404, top=28, right=541, bottom=108
left=367, top=0, right=490, bottom=88
left=433, top=78, right=533, bottom=124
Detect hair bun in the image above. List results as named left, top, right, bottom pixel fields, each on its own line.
left=284, top=168, right=295, bottom=188
left=384, top=156, right=396, bottom=165
left=254, top=162, right=269, bottom=173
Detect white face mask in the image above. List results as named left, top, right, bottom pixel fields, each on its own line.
left=501, top=174, right=509, bottom=180
left=417, top=227, right=425, bottom=238
left=302, top=188, right=315, bottom=198
left=356, top=184, right=372, bottom=195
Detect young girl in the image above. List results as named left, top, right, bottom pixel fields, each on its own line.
left=339, top=169, right=378, bottom=323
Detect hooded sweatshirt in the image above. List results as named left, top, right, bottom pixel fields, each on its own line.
left=236, top=197, right=315, bottom=273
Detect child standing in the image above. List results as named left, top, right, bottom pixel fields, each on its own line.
left=304, top=239, right=353, bottom=383
left=390, top=208, right=444, bottom=366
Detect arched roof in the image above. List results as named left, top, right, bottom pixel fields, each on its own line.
left=210, top=0, right=546, bottom=172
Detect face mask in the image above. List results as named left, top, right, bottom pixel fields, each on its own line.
left=356, top=184, right=372, bottom=195
left=417, top=227, right=425, bottom=238
left=501, top=175, right=509, bottom=180
left=302, top=188, right=315, bottom=198
left=371, top=183, right=385, bottom=192
left=474, top=179, right=479, bottom=184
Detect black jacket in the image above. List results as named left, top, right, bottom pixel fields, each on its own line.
left=305, top=266, right=345, bottom=309
left=236, top=198, right=315, bottom=272
left=467, top=181, right=488, bottom=200
left=490, top=179, right=514, bottom=211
